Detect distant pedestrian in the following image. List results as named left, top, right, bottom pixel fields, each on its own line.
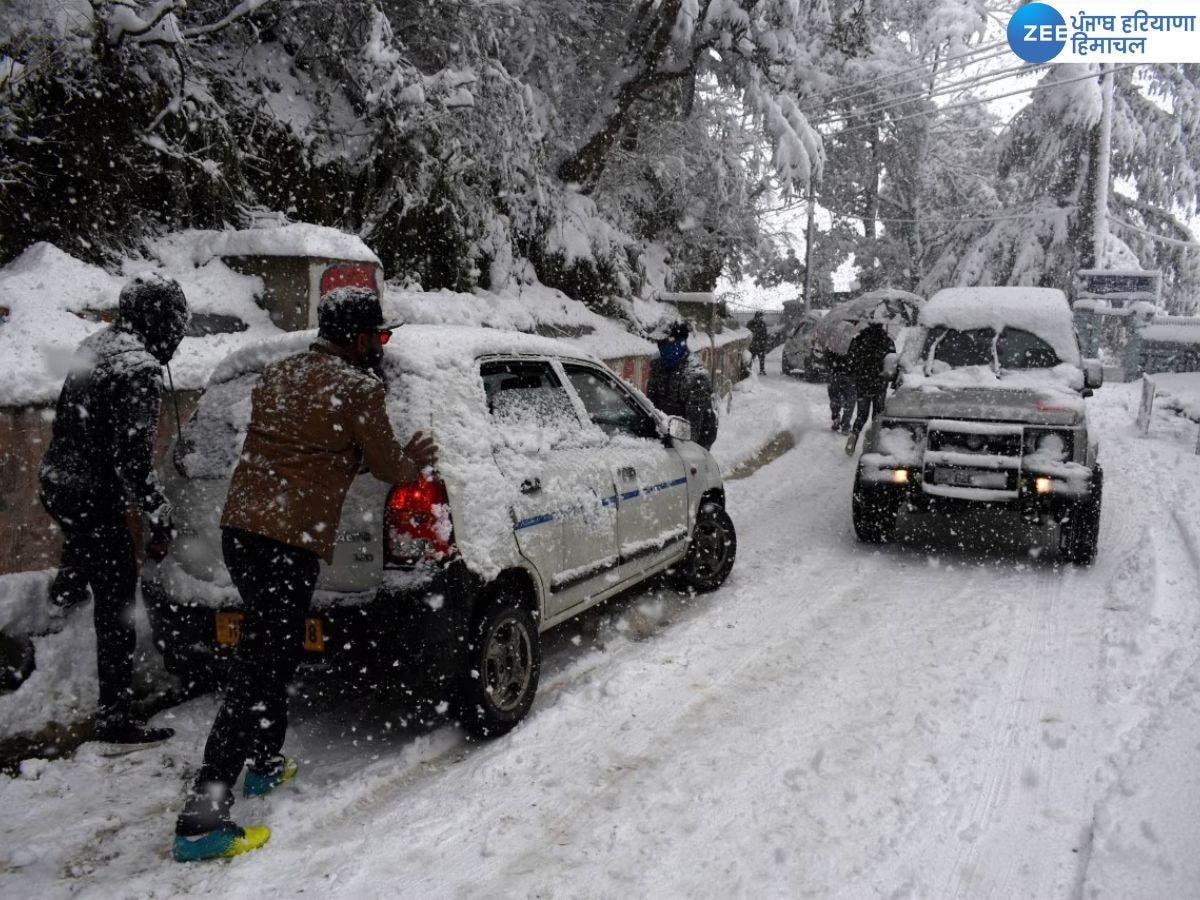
left=38, top=273, right=189, bottom=745
left=174, top=286, right=437, bottom=863
left=826, top=351, right=856, bottom=434
left=843, top=314, right=896, bottom=455
left=747, top=311, right=770, bottom=375
left=646, top=320, right=718, bottom=449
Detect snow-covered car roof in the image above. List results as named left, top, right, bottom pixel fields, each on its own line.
left=811, top=289, right=924, bottom=356
left=921, top=287, right=1081, bottom=367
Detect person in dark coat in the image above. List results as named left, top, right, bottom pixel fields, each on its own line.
left=844, top=316, right=896, bottom=455
left=826, top=351, right=855, bottom=434
left=38, top=272, right=189, bottom=744
left=747, top=310, right=770, bottom=375
left=174, top=286, right=437, bottom=862
left=646, top=320, right=718, bottom=449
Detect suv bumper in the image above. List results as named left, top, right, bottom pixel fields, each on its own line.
left=858, top=467, right=1097, bottom=520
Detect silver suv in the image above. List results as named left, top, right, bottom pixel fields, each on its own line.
left=852, top=287, right=1103, bottom=563
left=143, top=326, right=736, bottom=736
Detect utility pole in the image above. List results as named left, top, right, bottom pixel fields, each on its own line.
left=803, top=179, right=816, bottom=313
left=1094, top=63, right=1113, bottom=268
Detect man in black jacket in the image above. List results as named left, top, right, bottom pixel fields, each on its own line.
left=844, top=316, right=896, bottom=455
left=747, top=310, right=770, bottom=375
left=39, top=273, right=189, bottom=745
left=646, top=320, right=718, bottom=449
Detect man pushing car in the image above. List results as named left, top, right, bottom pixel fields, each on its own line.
left=173, top=286, right=437, bottom=862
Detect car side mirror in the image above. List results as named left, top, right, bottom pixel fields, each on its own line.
left=1083, top=359, right=1104, bottom=390
left=883, top=352, right=899, bottom=379
left=663, top=415, right=692, bottom=443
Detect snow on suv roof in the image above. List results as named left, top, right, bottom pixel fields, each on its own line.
left=921, top=287, right=1081, bottom=367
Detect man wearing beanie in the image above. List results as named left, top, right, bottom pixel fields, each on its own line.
left=174, top=286, right=437, bottom=861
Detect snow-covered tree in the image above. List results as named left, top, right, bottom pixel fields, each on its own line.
left=924, top=64, right=1200, bottom=311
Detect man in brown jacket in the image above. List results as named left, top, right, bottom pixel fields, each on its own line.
left=174, top=286, right=437, bottom=862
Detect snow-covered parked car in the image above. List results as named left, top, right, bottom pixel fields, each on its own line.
left=851, top=287, right=1104, bottom=563
left=143, top=326, right=736, bottom=736
left=784, top=289, right=922, bottom=380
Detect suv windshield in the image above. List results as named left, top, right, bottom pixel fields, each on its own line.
left=925, top=327, right=1061, bottom=371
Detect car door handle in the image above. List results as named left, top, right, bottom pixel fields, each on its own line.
left=520, top=477, right=542, bottom=494
left=618, top=466, right=636, bottom=480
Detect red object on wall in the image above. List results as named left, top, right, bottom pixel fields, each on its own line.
left=320, top=262, right=379, bottom=296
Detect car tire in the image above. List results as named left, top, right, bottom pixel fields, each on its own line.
left=457, top=593, right=541, bottom=740
left=852, top=473, right=901, bottom=544
left=1062, top=466, right=1103, bottom=565
left=673, top=501, right=737, bottom=593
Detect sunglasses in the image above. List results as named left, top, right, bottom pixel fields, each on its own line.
left=377, top=329, right=392, bottom=344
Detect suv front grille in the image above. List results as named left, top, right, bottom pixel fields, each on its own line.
left=926, top=428, right=1023, bottom=456
left=922, top=422, right=1024, bottom=498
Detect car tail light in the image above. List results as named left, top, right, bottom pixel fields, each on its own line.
left=384, top=476, right=455, bottom=567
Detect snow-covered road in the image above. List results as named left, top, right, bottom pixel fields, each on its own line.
left=5, top=361, right=1200, bottom=898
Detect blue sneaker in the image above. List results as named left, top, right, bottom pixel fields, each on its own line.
left=243, top=758, right=298, bottom=798
left=173, top=824, right=270, bottom=862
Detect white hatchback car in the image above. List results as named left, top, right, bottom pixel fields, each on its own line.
left=143, top=325, right=736, bottom=736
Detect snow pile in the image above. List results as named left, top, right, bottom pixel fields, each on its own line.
left=1138, top=316, right=1200, bottom=345
left=0, top=234, right=749, bottom=409
left=0, top=240, right=277, bottom=407
left=920, top=287, right=1081, bottom=367
left=201, top=223, right=380, bottom=264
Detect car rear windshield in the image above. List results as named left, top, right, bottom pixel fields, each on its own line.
left=925, top=326, right=1060, bottom=370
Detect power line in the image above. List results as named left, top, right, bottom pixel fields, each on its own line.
left=826, top=64, right=1137, bottom=139
left=1109, top=213, right=1200, bottom=250
left=810, top=45, right=1018, bottom=120
left=799, top=40, right=1009, bottom=113
left=814, top=60, right=1047, bottom=129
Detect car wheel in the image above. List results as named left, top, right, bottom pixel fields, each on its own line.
left=674, top=501, right=737, bottom=593
left=852, top=473, right=901, bottom=544
left=457, top=593, right=541, bottom=739
left=1062, top=467, right=1102, bottom=565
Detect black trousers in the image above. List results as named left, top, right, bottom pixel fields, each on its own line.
left=828, top=371, right=856, bottom=430
left=750, top=349, right=767, bottom=373
left=179, top=527, right=319, bottom=834
left=42, top=492, right=138, bottom=724
left=852, top=386, right=888, bottom=433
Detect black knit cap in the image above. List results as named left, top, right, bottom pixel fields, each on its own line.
left=317, top=286, right=387, bottom=345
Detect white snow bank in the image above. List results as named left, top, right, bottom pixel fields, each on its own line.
left=202, top=224, right=380, bottom=263
left=0, top=241, right=279, bottom=406
left=1, top=236, right=736, bottom=408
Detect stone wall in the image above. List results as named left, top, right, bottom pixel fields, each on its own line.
left=0, top=393, right=200, bottom=576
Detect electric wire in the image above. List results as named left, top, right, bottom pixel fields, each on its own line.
left=798, top=39, right=1009, bottom=112
left=1109, top=214, right=1200, bottom=250
left=826, top=64, right=1137, bottom=138
left=806, top=45, right=1018, bottom=120
left=813, top=60, right=1048, bottom=129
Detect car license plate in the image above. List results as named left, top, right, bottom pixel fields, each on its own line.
left=934, top=467, right=1007, bottom=490
left=215, top=610, right=242, bottom=645
left=213, top=611, right=324, bottom=652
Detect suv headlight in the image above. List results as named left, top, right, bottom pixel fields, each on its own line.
left=1026, top=429, right=1073, bottom=461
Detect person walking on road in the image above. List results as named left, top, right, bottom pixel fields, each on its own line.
left=826, top=351, right=856, bottom=434
left=843, top=314, right=896, bottom=455
left=747, top=310, right=770, bottom=375
left=646, top=320, right=719, bottom=449
left=173, top=286, right=438, bottom=862
left=38, top=273, right=189, bottom=746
